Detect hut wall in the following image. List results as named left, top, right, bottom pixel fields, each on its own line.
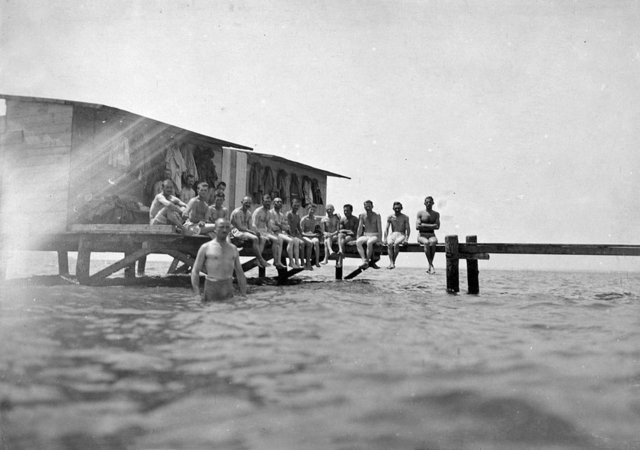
left=244, top=154, right=328, bottom=216
left=68, top=106, right=226, bottom=224
left=0, top=99, right=73, bottom=235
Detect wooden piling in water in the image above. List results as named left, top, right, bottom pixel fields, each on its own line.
left=57, top=251, right=69, bottom=276
left=466, top=235, right=479, bottom=294
left=76, top=237, right=91, bottom=284
left=445, top=235, right=459, bottom=293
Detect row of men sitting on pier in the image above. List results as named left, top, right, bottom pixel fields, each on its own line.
left=149, top=179, right=440, bottom=272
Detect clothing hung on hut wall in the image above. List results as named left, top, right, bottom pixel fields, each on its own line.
left=276, top=169, right=290, bottom=202
left=180, top=144, right=199, bottom=182
left=249, top=162, right=263, bottom=203
left=311, top=178, right=323, bottom=205
left=301, top=176, right=313, bottom=207
left=129, top=132, right=152, bottom=190
left=193, top=146, right=218, bottom=188
left=289, top=173, right=301, bottom=203
left=165, top=143, right=187, bottom=193
left=262, top=166, right=276, bottom=199
left=107, top=137, right=131, bottom=169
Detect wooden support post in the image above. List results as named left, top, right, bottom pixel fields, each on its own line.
left=76, top=237, right=91, bottom=284
left=466, top=235, right=479, bottom=294
left=123, top=250, right=136, bottom=283
left=445, top=235, right=459, bottom=294
left=137, top=255, right=147, bottom=276
left=335, top=259, right=343, bottom=280
left=258, top=266, right=266, bottom=278
left=57, top=251, right=69, bottom=276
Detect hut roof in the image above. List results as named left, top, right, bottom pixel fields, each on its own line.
left=1, top=93, right=350, bottom=179
left=0, top=93, right=253, bottom=150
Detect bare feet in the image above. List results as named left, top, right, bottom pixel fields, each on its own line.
left=321, top=260, right=329, bottom=265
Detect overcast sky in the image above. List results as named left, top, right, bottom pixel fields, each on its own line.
left=2, top=0, right=639, bottom=270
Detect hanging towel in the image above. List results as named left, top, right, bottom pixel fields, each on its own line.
left=262, top=165, right=276, bottom=199
left=311, top=178, right=323, bottom=205
left=289, top=173, right=301, bottom=203
left=301, top=175, right=313, bottom=207
left=180, top=143, right=199, bottom=181
left=107, top=137, right=131, bottom=169
left=276, top=169, right=289, bottom=202
left=249, top=162, right=263, bottom=203
left=165, top=142, right=187, bottom=193
left=193, top=146, right=218, bottom=188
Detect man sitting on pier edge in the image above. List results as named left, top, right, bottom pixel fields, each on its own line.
left=416, top=195, right=440, bottom=274
left=356, top=200, right=382, bottom=269
left=230, top=196, right=270, bottom=268
left=149, top=179, right=187, bottom=230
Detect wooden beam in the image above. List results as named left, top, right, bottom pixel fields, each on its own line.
left=88, top=247, right=152, bottom=284
left=465, top=243, right=640, bottom=256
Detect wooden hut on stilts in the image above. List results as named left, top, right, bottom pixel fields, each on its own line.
left=0, top=94, right=349, bottom=284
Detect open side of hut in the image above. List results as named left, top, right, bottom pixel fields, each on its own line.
left=0, top=94, right=348, bottom=247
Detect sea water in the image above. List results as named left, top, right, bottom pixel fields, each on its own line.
left=1, top=256, right=639, bottom=450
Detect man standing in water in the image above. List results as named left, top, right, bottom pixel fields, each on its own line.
left=383, top=201, right=411, bottom=269
left=356, top=200, right=382, bottom=269
left=416, top=196, right=440, bottom=274
left=191, top=218, right=248, bottom=301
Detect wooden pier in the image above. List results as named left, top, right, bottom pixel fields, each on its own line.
left=2, top=226, right=639, bottom=292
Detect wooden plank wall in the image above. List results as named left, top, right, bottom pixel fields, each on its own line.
left=0, top=100, right=72, bottom=235
left=244, top=154, right=329, bottom=216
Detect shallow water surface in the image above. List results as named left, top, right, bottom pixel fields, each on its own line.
left=1, top=264, right=639, bottom=449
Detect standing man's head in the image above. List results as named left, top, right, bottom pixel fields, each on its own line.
left=185, top=174, right=195, bottom=187
left=214, top=218, right=231, bottom=241
left=162, top=179, right=175, bottom=196
left=196, top=182, right=209, bottom=198
left=424, top=196, right=434, bottom=209
left=262, top=194, right=272, bottom=209
left=291, top=197, right=301, bottom=212
left=216, top=181, right=226, bottom=192
left=214, top=191, right=225, bottom=207
left=325, top=204, right=335, bottom=216
left=273, top=197, right=283, bottom=211
left=393, top=202, right=403, bottom=214
left=343, top=204, right=353, bottom=217
left=307, top=203, right=317, bottom=216
left=241, top=196, right=252, bottom=211
left=364, top=200, right=374, bottom=212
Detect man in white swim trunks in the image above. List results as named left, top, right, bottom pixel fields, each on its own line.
left=337, top=204, right=359, bottom=259
left=229, top=196, right=270, bottom=268
left=252, top=194, right=284, bottom=269
left=191, top=218, right=247, bottom=301
left=149, top=179, right=187, bottom=230
left=383, top=201, right=411, bottom=269
left=416, top=195, right=440, bottom=274
left=320, top=204, right=340, bottom=265
left=287, top=198, right=312, bottom=269
left=356, top=200, right=382, bottom=269
left=300, top=203, right=322, bottom=269
left=271, top=197, right=303, bottom=269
